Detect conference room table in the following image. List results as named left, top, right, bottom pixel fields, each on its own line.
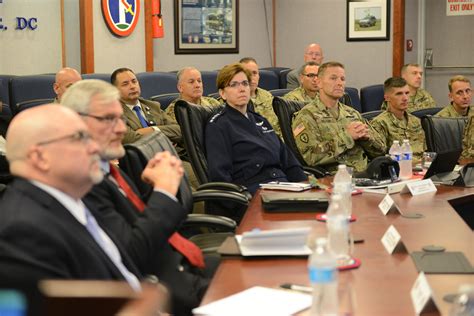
left=200, top=181, right=474, bottom=315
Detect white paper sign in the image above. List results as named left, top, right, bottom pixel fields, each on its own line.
left=378, top=194, right=401, bottom=215
left=401, top=179, right=437, bottom=196
left=410, top=272, right=438, bottom=315
left=447, top=0, right=474, bottom=16
left=381, top=225, right=406, bottom=254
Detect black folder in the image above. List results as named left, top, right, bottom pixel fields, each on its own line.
left=260, top=192, right=329, bottom=213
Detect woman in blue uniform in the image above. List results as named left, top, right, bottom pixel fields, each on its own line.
left=205, top=63, right=306, bottom=195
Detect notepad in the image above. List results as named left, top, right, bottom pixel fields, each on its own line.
left=260, top=181, right=312, bottom=192
left=192, top=286, right=312, bottom=316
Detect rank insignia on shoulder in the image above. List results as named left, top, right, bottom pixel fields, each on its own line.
left=293, top=123, right=305, bottom=136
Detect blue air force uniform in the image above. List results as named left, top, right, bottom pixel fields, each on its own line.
left=205, top=104, right=306, bottom=194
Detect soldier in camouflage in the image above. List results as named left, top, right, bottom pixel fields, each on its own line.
left=292, top=62, right=386, bottom=174
left=371, top=77, right=426, bottom=162
left=461, top=116, right=474, bottom=159
left=165, top=67, right=221, bottom=124
left=283, top=61, right=319, bottom=104
left=436, top=75, right=473, bottom=118
left=381, top=63, right=436, bottom=112
left=239, top=57, right=281, bottom=136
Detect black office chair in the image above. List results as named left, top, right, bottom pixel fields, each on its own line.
left=269, top=88, right=292, bottom=97
left=15, top=98, right=55, bottom=115
left=411, top=107, right=443, bottom=119
left=421, top=115, right=467, bottom=152
left=361, top=110, right=383, bottom=121
left=0, top=155, right=12, bottom=185
left=339, top=92, right=353, bottom=107
left=149, top=93, right=180, bottom=111
left=360, top=84, right=384, bottom=113
left=271, top=97, right=329, bottom=178
left=345, top=87, right=361, bottom=112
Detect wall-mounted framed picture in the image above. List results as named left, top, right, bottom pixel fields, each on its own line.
left=174, top=0, right=239, bottom=54
left=346, top=0, right=390, bottom=41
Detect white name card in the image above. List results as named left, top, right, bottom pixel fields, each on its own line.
left=410, top=272, right=439, bottom=315
left=381, top=225, right=406, bottom=254
left=378, top=194, right=401, bottom=215
left=401, top=179, right=437, bottom=196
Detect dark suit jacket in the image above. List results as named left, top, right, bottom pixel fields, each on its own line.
left=122, top=97, right=182, bottom=145
left=0, top=178, right=142, bottom=282
left=83, top=173, right=210, bottom=315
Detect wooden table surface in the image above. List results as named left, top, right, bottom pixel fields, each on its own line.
left=201, top=183, right=474, bottom=316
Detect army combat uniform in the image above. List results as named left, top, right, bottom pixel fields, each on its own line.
left=165, top=96, right=221, bottom=124
left=381, top=88, right=436, bottom=112
left=370, top=110, right=426, bottom=162
left=461, top=116, right=474, bottom=159
left=283, top=87, right=318, bottom=104
left=292, top=96, right=386, bottom=174
left=249, top=87, right=283, bottom=137
left=435, top=104, right=473, bottom=118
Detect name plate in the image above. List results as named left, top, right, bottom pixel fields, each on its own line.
left=410, top=272, right=438, bottom=315
left=378, top=194, right=401, bottom=215
left=381, top=225, right=406, bottom=254
left=401, top=179, right=437, bottom=196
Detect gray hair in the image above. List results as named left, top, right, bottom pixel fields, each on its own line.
left=61, top=79, right=120, bottom=114
left=176, top=66, right=200, bottom=82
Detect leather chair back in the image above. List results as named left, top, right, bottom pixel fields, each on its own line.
left=360, top=84, right=384, bottom=112
left=411, top=107, right=443, bottom=118
left=9, top=75, right=56, bottom=114
left=136, top=72, right=178, bottom=99
left=361, top=110, right=383, bottom=121
left=421, top=115, right=467, bottom=152
left=279, top=69, right=291, bottom=89
left=16, top=98, right=54, bottom=115
left=258, top=70, right=280, bottom=91
left=269, top=88, right=292, bottom=97
left=174, top=100, right=224, bottom=185
left=345, top=87, right=361, bottom=112
left=82, top=73, right=111, bottom=82
left=200, top=71, right=219, bottom=96
left=150, top=93, right=180, bottom=111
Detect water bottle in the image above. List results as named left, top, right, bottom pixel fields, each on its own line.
left=399, top=139, right=413, bottom=180
left=450, top=284, right=474, bottom=316
left=326, top=194, right=351, bottom=262
left=389, top=140, right=402, bottom=163
left=333, top=164, right=352, bottom=217
left=308, top=237, right=338, bottom=316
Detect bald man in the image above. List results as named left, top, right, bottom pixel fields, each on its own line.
left=53, top=67, right=82, bottom=102
left=286, top=43, right=324, bottom=90
left=165, top=66, right=221, bottom=124
left=0, top=105, right=143, bottom=287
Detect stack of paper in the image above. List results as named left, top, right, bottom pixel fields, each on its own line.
left=260, top=181, right=312, bottom=192
left=192, top=286, right=312, bottom=316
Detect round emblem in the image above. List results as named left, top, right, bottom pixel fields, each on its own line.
left=101, top=0, right=141, bottom=37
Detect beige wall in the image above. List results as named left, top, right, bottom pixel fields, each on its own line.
left=0, top=0, right=62, bottom=75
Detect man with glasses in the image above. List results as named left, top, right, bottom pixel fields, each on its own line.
left=0, top=105, right=144, bottom=286
left=292, top=62, right=385, bottom=174
left=286, top=43, right=324, bottom=90
left=436, top=75, right=473, bottom=118
left=284, top=61, right=319, bottom=104
left=61, top=79, right=215, bottom=315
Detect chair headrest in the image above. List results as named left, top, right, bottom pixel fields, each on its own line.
left=354, top=156, right=400, bottom=180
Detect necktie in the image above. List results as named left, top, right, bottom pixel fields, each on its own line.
left=83, top=206, right=141, bottom=291
left=132, top=105, right=149, bottom=128
left=109, top=164, right=205, bottom=268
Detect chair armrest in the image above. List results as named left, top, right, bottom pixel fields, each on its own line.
left=185, top=214, right=237, bottom=230
left=192, top=189, right=249, bottom=206
left=197, top=182, right=252, bottom=200
left=303, top=166, right=330, bottom=178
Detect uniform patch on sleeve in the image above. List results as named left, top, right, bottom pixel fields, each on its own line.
left=300, top=133, right=309, bottom=143
left=293, top=123, right=306, bottom=137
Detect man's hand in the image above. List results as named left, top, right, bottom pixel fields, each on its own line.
left=346, top=121, right=370, bottom=140
left=141, top=151, right=184, bottom=196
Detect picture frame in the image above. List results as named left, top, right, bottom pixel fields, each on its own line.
left=346, top=0, right=390, bottom=41
left=174, top=0, right=239, bottom=54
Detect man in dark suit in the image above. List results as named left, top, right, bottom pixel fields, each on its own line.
left=61, top=79, right=217, bottom=315
left=0, top=105, right=145, bottom=287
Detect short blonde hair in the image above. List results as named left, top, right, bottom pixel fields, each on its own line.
left=216, top=63, right=251, bottom=90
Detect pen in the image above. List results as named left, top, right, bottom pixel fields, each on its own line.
left=280, top=283, right=313, bottom=293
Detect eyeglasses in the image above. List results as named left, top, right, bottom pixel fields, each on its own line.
left=302, top=73, right=318, bottom=79
left=227, top=80, right=250, bottom=89
left=455, top=88, right=472, bottom=96
left=36, top=130, right=92, bottom=146
left=79, top=113, right=126, bottom=127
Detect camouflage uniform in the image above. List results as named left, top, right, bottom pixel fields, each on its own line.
left=435, top=104, right=473, bottom=118
left=251, top=88, right=281, bottom=137
left=283, top=87, right=318, bottom=104
left=165, top=96, right=221, bottom=124
left=292, top=96, right=386, bottom=174
left=381, top=88, right=436, bottom=112
left=370, top=110, right=426, bottom=162
left=461, top=116, right=474, bottom=159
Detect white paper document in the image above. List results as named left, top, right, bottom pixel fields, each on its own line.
left=236, top=227, right=312, bottom=256
left=192, top=286, right=312, bottom=316
left=260, top=181, right=312, bottom=192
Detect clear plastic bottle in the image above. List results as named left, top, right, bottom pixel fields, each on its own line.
left=326, top=194, right=351, bottom=262
left=450, top=284, right=474, bottom=316
left=333, top=164, right=352, bottom=217
left=389, top=140, right=402, bottom=163
left=399, top=139, right=413, bottom=180
left=308, top=238, right=338, bottom=316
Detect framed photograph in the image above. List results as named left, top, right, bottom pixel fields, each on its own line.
left=346, top=0, right=390, bottom=41
left=174, top=0, right=239, bottom=54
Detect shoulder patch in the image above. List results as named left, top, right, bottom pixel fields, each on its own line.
left=299, top=133, right=309, bottom=143
left=209, top=111, right=223, bottom=123
left=293, top=123, right=306, bottom=137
